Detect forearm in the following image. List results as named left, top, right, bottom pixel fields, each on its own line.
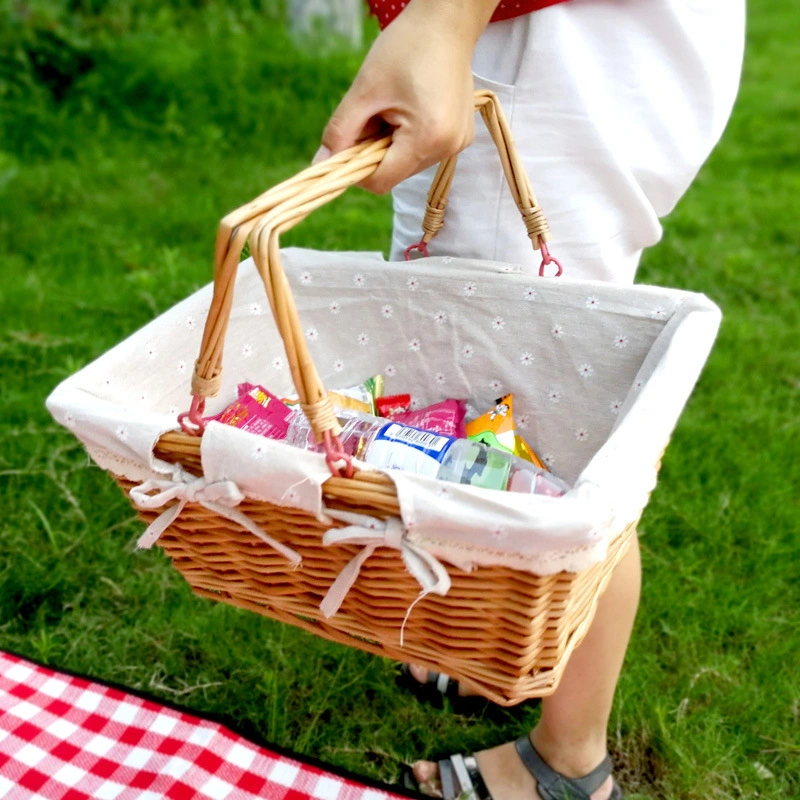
left=402, top=0, right=500, bottom=49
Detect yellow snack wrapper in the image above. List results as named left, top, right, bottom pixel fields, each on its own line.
left=283, top=375, right=384, bottom=415
left=466, top=394, right=547, bottom=470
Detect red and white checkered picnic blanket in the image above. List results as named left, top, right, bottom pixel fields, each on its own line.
left=0, top=651, right=408, bottom=800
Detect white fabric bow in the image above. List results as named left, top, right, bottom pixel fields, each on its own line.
left=129, top=469, right=301, bottom=566
left=320, top=510, right=452, bottom=645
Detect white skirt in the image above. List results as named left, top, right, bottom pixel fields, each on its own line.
left=391, top=0, right=746, bottom=284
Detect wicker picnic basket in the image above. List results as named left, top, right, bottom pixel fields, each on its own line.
left=117, top=92, right=643, bottom=706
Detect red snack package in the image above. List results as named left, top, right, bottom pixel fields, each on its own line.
left=376, top=394, right=412, bottom=417
left=210, top=383, right=293, bottom=440
left=388, top=399, right=467, bottom=438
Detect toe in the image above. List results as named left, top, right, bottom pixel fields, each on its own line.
left=408, top=664, right=430, bottom=684
left=412, top=759, right=439, bottom=784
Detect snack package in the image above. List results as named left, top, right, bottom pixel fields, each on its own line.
left=376, top=394, right=412, bottom=417
left=211, top=383, right=293, bottom=440
left=465, top=394, right=547, bottom=469
left=283, top=375, right=384, bottom=415
left=386, top=399, right=467, bottom=438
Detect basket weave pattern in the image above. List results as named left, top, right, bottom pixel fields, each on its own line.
left=129, top=93, right=639, bottom=706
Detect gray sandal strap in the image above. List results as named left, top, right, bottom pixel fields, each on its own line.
left=437, top=754, right=484, bottom=800
left=425, top=670, right=452, bottom=694
left=514, top=736, right=613, bottom=800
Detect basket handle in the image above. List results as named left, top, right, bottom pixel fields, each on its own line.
left=181, top=91, right=556, bottom=458
left=405, top=90, right=560, bottom=278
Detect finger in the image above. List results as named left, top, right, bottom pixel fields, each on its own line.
left=320, top=90, right=376, bottom=156
left=358, top=127, right=426, bottom=194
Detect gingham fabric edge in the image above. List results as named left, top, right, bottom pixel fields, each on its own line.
left=0, top=651, right=411, bottom=800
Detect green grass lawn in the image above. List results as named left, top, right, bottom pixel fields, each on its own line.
left=1, top=2, right=798, bottom=798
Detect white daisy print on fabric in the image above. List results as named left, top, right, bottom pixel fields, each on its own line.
left=461, top=344, right=474, bottom=359
left=410, top=397, right=424, bottom=411
left=185, top=316, right=196, bottom=331
left=634, top=379, right=644, bottom=391
left=242, top=344, right=254, bottom=358
left=145, top=345, right=157, bottom=360
left=168, top=405, right=179, bottom=417
left=381, top=304, right=393, bottom=319
left=306, top=327, right=319, bottom=342
left=138, top=393, right=147, bottom=403
left=357, top=332, right=369, bottom=346
left=614, top=334, right=629, bottom=348
left=353, top=274, right=365, bottom=288
left=299, top=271, right=312, bottom=286
left=463, top=281, right=477, bottom=296
left=491, top=316, right=505, bottom=332
left=542, top=453, right=556, bottom=468
left=407, top=277, right=420, bottom=291
left=517, top=413, right=530, bottom=429
left=609, top=400, right=623, bottom=415
left=249, top=302, right=263, bottom=315
left=333, top=359, right=345, bottom=373
left=329, top=301, right=341, bottom=315
left=409, top=338, right=422, bottom=352
left=176, top=360, right=186, bottom=374
left=551, top=324, right=565, bottom=338
left=272, top=356, right=285, bottom=371
left=441, top=256, right=453, bottom=265
left=385, top=364, right=397, bottom=377
left=651, top=306, right=666, bottom=319
left=520, top=352, right=534, bottom=367
left=63, top=412, right=76, bottom=428
left=435, top=372, right=446, bottom=386
left=547, top=388, right=562, bottom=404
left=586, top=296, right=600, bottom=310
left=116, top=425, right=129, bottom=441
left=491, top=526, right=508, bottom=541
left=500, top=264, right=514, bottom=273
left=524, top=287, right=537, bottom=302
left=575, top=428, right=589, bottom=442
left=579, top=363, right=594, bottom=378
left=252, top=444, right=266, bottom=460
left=489, top=378, right=504, bottom=393
left=433, top=310, right=447, bottom=325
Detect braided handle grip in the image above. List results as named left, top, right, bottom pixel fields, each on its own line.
left=183, top=91, right=553, bottom=448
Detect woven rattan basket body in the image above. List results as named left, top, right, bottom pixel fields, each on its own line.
left=126, top=93, right=639, bottom=706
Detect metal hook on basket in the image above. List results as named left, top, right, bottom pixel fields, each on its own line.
left=404, top=240, right=429, bottom=261
left=323, top=430, right=354, bottom=479
left=178, top=395, right=206, bottom=436
left=538, top=240, right=564, bottom=278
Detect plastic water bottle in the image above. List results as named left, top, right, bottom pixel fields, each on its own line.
left=285, top=411, right=569, bottom=497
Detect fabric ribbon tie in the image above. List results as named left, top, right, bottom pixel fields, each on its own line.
left=320, top=511, right=451, bottom=646
left=129, top=470, right=301, bottom=566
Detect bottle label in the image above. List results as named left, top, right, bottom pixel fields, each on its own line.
left=365, top=423, right=455, bottom=478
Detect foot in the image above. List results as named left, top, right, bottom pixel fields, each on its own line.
left=412, top=737, right=615, bottom=800
left=407, top=664, right=478, bottom=698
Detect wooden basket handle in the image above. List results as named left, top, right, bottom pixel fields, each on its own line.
left=406, top=89, right=555, bottom=269
left=181, top=90, right=556, bottom=457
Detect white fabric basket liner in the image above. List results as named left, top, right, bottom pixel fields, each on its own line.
left=47, top=249, right=720, bottom=576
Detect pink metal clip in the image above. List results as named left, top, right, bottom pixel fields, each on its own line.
left=323, top=430, right=354, bottom=479
left=538, top=240, right=564, bottom=278
left=404, top=240, right=429, bottom=261
left=178, top=395, right=207, bottom=436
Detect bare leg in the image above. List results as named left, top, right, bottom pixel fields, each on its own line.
left=414, top=535, right=642, bottom=800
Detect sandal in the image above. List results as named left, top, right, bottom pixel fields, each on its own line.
left=396, top=665, right=536, bottom=718
left=403, top=735, right=623, bottom=800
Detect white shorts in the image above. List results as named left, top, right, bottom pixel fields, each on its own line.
left=390, top=0, right=746, bottom=284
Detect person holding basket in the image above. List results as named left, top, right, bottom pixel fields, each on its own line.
left=313, top=1, right=745, bottom=798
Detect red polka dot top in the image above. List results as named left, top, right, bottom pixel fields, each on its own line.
left=367, top=0, right=569, bottom=30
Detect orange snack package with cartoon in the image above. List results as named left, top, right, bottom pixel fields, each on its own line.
left=466, top=394, right=547, bottom=470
